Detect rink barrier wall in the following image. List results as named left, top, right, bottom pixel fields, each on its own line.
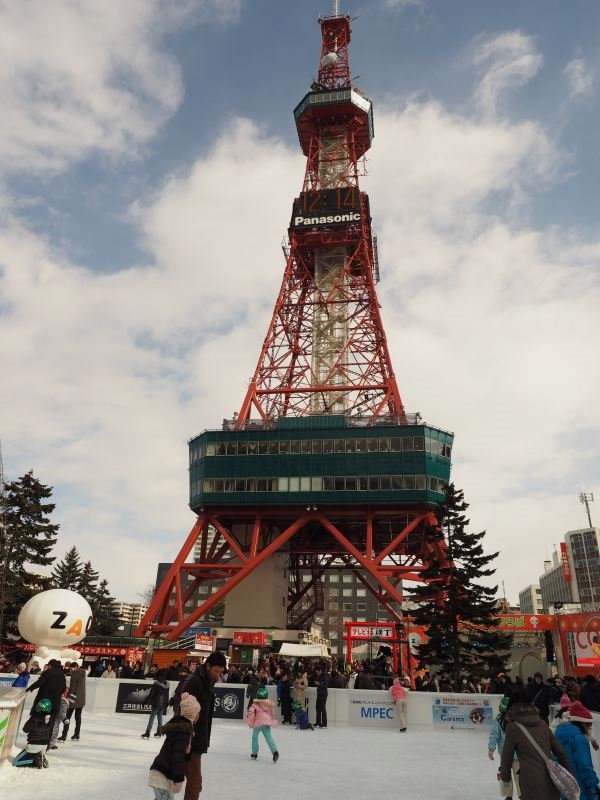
left=6, top=676, right=505, bottom=733
left=0, top=687, right=27, bottom=769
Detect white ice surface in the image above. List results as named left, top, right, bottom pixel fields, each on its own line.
left=1, top=714, right=499, bottom=799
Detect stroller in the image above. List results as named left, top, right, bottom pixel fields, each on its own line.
left=13, top=699, right=53, bottom=768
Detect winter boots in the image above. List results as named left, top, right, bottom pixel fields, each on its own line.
left=141, top=731, right=150, bottom=739
left=273, top=751, right=279, bottom=763
left=250, top=753, right=257, bottom=760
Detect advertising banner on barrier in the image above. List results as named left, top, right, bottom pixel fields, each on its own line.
left=115, top=682, right=152, bottom=714
left=432, top=695, right=493, bottom=731
left=214, top=686, right=245, bottom=720
left=348, top=691, right=396, bottom=728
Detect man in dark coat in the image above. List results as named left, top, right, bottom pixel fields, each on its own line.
left=26, top=659, right=66, bottom=729
left=524, top=671, right=558, bottom=723
left=313, top=666, right=329, bottom=728
left=578, top=674, right=600, bottom=712
left=182, top=651, right=226, bottom=800
left=59, top=661, right=86, bottom=740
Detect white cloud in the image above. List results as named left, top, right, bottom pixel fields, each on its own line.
left=382, top=0, right=424, bottom=9
left=565, top=57, right=595, bottom=100
left=0, top=0, right=240, bottom=173
left=1, top=20, right=599, bottom=605
left=470, top=31, right=543, bottom=117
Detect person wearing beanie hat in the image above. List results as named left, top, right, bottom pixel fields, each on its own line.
left=148, top=692, right=199, bottom=799
left=12, top=662, right=31, bottom=688
left=488, top=697, right=520, bottom=800
left=179, top=692, right=200, bottom=722
left=560, top=693, right=572, bottom=709
left=554, top=700, right=600, bottom=800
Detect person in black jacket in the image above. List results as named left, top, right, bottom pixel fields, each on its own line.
left=579, top=674, right=600, bottom=712
left=312, top=666, right=329, bottom=728
left=148, top=692, right=200, bottom=798
left=182, top=651, right=226, bottom=800
left=279, top=672, right=293, bottom=724
left=524, top=671, right=559, bottom=723
left=168, top=665, right=191, bottom=716
left=141, top=666, right=169, bottom=739
left=26, top=659, right=66, bottom=732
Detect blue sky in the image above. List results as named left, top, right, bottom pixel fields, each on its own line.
left=1, top=0, right=599, bottom=606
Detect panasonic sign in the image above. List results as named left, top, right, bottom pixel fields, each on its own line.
left=293, top=211, right=361, bottom=227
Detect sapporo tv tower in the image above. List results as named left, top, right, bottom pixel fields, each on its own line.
left=139, top=4, right=453, bottom=640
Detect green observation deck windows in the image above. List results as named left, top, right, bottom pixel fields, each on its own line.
left=188, top=416, right=453, bottom=509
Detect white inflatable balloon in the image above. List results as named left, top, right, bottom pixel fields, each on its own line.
left=18, top=589, right=93, bottom=668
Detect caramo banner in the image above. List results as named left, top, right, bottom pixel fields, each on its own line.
left=432, top=695, right=493, bottom=731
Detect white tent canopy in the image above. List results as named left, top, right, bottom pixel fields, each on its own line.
left=278, top=642, right=329, bottom=657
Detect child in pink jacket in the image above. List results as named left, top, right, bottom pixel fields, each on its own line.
left=247, top=688, right=280, bottom=762
left=390, top=676, right=408, bottom=731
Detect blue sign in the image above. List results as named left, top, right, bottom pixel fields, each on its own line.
left=432, top=695, right=493, bottom=730
left=183, top=626, right=212, bottom=637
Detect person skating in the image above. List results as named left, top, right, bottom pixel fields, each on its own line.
left=168, top=665, right=191, bottom=717
left=181, top=650, right=226, bottom=800
left=278, top=672, right=293, bottom=724
left=247, top=687, right=279, bottom=762
left=142, top=666, right=169, bottom=739
left=499, top=689, right=572, bottom=800
left=312, top=666, right=328, bottom=728
left=13, top=699, right=53, bottom=769
left=488, top=697, right=520, bottom=799
left=292, top=699, right=314, bottom=730
left=148, top=692, right=200, bottom=800
left=25, top=658, right=66, bottom=736
left=59, top=660, right=87, bottom=741
left=389, top=675, right=408, bottom=732
left=554, top=700, right=600, bottom=800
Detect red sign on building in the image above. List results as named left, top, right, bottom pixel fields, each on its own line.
left=560, top=542, right=572, bottom=582
left=232, top=631, right=270, bottom=645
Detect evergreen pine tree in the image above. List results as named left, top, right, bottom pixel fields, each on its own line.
left=77, top=560, right=99, bottom=601
left=88, top=578, right=119, bottom=636
left=51, top=546, right=84, bottom=590
left=0, top=471, right=59, bottom=643
left=411, top=483, right=512, bottom=684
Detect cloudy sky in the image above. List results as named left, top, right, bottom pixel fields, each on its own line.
left=1, top=0, right=599, bottom=607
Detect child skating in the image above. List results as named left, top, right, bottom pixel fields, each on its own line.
left=291, top=699, right=314, bottom=730
left=147, top=692, right=200, bottom=799
left=247, top=687, right=280, bottom=762
left=488, top=697, right=520, bottom=800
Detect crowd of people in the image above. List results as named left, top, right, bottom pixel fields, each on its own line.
left=484, top=671, right=600, bottom=800
left=7, top=650, right=600, bottom=800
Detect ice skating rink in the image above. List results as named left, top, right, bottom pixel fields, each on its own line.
left=1, top=713, right=500, bottom=799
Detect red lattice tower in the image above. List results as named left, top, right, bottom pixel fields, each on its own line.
left=237, top=12, right=404, bottom=424
left=137, top=10, right=453, bottom=642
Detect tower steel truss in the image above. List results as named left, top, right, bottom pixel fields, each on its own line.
left=138, top=10, right=452, bottom=641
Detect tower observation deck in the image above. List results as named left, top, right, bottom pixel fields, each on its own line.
left=138, top=8, right=453, bottom=640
